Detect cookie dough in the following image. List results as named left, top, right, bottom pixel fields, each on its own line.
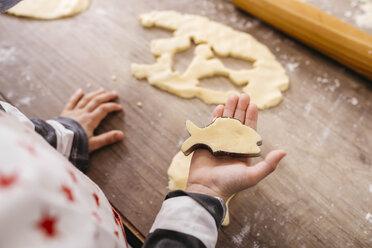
left=167, top=151, right=234, bottom=226
left=7, top=0, right=91, bottom=20
left=131, top=11, right=289, bottom=109
left=182, top=117, right=262, bottom=156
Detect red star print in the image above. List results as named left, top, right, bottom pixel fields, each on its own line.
left=92, top=211, right=102, bottom=223
left=0, top=172, right=18, bottom=189
left=94, top=231, right=100, bottom=240
left=93, top=193, right=100, bottom=207
left=61, top=185, right=74, bottom=202
left=114, top=231, right=119, bottom=239
left=67, top=169, right=77, bottom=183
left=18, top=140, right=37, bottom=156
left=36, top=212, right=58, bottom=238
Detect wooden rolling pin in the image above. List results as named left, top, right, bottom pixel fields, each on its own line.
left=232, top=0, right=372, bottom=80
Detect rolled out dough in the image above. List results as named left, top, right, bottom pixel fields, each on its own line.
left=7, top=0, right=91, bottom=20
left=167, top=151, right=234, bottom=226
left=182, top=117, right=262, bottom=156
left=131, top=11, right=289, bottom=109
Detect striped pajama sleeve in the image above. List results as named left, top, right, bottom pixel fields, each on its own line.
left=143, top=190, right=226, bottom=248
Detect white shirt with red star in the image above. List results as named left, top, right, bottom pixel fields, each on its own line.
left=0, top=111, right=128, bottom=248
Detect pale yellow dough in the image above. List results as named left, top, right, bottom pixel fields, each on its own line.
left=131, top=11, right=289, bottom=109
left=168, top=151, right=235, bottom=226
left=7, top=0, right=91, bottom=20
left=182, top=117, right=262, bottom=156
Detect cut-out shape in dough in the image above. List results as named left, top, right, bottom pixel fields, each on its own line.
left=182, top=117, right=262, bottom=157
left=131, top=11, right=289, bottom=109
left=7, top=0, right=91, bottom=20
left=167, top=151, right=235, bottom=226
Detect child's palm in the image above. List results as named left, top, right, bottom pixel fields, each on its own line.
left=186, top=94, right=286, bottom=202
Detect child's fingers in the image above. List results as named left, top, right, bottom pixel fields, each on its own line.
left=64, top=88, right=84, bottom=110
left=86, top=91, right=118, bottom=112
left=89, top=130, right=124, bottom=152
left=92, top=102, right=122, bottom=125
left=245, top=150, right=286, bottom=186
left=244, top=102, right=258, bottom=130
left=211, top=105, right=224, bottom=122
left=233, top=94, right=250, bottom=123
left=77, top=88, right=106, bottom=108
left=223, top=94, right=239, bottom=117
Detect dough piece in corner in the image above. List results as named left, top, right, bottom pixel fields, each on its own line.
left=167, top=151, right=234, bottom=226
left=131, top=11, right=289, bottom=109
left=7, top=0, right=91, bottom=20
left=182, top=117, right=262, bottom=157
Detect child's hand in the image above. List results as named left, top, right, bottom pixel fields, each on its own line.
left=186, top=94, right=286, bottom=202
left=60, top=88, right=124, bottom=152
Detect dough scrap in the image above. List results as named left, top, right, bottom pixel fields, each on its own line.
left=131, top=11, right=289, bottom=109
left=167, top=151, right=234, bottom=226
left=182, top=117, right=262, bottom=157
left=7, top=0, right=91, bottom=20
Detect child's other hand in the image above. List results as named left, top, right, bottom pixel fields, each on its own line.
left=186, top=94, right=286, bottom=202
left=60, top=88, right=124, bottom=152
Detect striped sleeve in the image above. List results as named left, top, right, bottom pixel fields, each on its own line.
left=30, top=117, right=89, bottom=172
left=52, top=117, right=89, bottom=172
left=143, top=190, right=226, bottom=248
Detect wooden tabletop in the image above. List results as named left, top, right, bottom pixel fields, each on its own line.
left=1, top=0, right=371, bottom=247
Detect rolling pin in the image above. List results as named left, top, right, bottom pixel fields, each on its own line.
left=232, top=0, right=372, bottom=80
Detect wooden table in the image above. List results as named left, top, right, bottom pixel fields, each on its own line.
left=1, top=0, right=371, bottom=247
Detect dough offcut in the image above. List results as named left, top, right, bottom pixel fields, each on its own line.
left=132, top=11, right=289, bottom=109
left=7, top=0, right=91, bottom=19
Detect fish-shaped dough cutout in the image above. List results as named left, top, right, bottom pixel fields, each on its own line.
left=181, top=117, right=262, bottom=157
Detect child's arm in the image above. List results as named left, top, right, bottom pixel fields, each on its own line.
left=0, top=88, right=123, bottom=172
left=143, top=190, right=225, bottom=248
left=144, top=94, right=286, bottom=248
left=0, top=106, right=128, bottom=248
